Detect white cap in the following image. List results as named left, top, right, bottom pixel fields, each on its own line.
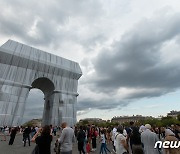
left=145, top=124, right=151, bottom=129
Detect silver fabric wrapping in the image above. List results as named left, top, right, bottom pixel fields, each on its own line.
left=0, top=40, right=82, bottom=127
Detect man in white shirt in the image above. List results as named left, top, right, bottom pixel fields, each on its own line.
left=141, top=124, right=160, bottom=154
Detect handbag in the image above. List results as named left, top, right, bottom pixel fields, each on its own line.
left=32, top=144, right=39, bottom=154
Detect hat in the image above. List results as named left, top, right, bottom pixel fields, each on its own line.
left=145, top=124, right=151, bottom=129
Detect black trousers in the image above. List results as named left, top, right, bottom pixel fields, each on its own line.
left=78, top=142, right=85, bottom=154
left=9, top=135, right=16, bottom=145
left=92, top=137, right=96, bottom=149
left=23, top=134, right=30, bottom=146
left=61, top=151, right=72, bottom=154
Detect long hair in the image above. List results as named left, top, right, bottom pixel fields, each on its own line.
left=41, top=125, right=51, bottom=136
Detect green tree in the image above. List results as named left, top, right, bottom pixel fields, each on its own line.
left=177, top=114, right=180, bottom=121
left=82, top=120, right=89, bottom=125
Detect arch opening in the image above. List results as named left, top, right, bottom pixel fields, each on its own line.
left=31, top=77, right=55, bottom=95
left=23, top=89, right=44, bottom=125
left=26, top=77, right=56, bottom=126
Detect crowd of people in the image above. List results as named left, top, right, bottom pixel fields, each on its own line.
left=0, top=122, right=179, bottom=154
left=73, top=122, right=180, bottom=154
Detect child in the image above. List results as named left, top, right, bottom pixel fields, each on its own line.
left=86, top=140, right=91, bottom=154
left=99, top=129, right=111, bottom=154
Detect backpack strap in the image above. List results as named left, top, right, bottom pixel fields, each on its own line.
left=115, top=133, right=120, bottom=139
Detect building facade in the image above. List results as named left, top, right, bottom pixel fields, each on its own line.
left=167, top=110, right=180, bottom=119
left=111, top=115, right=153, bottom=124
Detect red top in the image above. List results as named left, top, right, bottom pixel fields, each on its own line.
left=86, top=143, right=91, bottom=152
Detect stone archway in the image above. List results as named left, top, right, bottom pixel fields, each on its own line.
left=0, top=40, right=82, bottom=126
left=31, top=77, right=55, bottom=126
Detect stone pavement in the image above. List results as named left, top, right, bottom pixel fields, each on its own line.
left=0, top=134, right=113, bottom=154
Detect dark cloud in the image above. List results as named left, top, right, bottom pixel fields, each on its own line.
left=77, top=99, right=128, bottom=111
left=125, top=88, right=175, bottom=99
left=91, top=13, right=180, bottom=99
left=0, top=0, right=106, bottom=51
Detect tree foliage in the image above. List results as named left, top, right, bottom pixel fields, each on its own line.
left=77, top=116, right=180, bottom=127
left=177, top=114, right=180, bottom=121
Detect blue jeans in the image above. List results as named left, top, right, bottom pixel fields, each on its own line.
left=100, top=143, right=111, bottom=154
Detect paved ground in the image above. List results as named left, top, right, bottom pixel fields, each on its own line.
left=0, top=134, right=113, bottom=154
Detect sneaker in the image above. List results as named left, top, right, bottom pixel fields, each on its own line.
left=112, top=149, right=116, bottom=153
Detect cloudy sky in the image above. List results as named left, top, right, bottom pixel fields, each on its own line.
left=0, top=0, right=180, bottom=122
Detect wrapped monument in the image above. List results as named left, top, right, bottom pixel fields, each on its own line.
left=0, top=40, right=82, bottom=126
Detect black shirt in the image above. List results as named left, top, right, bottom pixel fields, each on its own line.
left=24, top=128, right=31, bottom=135
left=77, top=130, right=86, bottom=143
left=129, top=127, right=141, bottom=145
left=35, top=135, right=53, bottom=154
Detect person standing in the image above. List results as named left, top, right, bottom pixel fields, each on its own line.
left=130, top=127, right=143, bottom=154
left=23, top=126, right=31, bottom=146
left=141, top=124, right=160, bottom=154
left=112, top=125, right=117, bottom=153
left=77, top=126, right=86, bottom=154
left=32, top=125, right=53, bottom=154
left=91, top=127, right=98, bottom=151
left=106, top=127, right=112, bottom=144
left=86, top=140, right=91, bottom=154
left=126, top=121, right=136, bottom=152
left=53, top=126, right=57, bottom=136
left=4, top=126, right=9, bottom=141
left=59, top=122, right=75, bottom=154
left=115, top=126, right=128, bottom=154
left=1, top=126, right=6, bottom=141
left=164, top=129, right=180, bottom=154
left=9, top=126, right=17, bottom=145
left=35, top=126, right=39, bottom=133
left=31, top=126, right=36, bottom=138
left=99, top=129, right=111, bottom=154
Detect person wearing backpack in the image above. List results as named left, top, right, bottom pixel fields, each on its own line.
left=115, top=125, right=128, bottom=154
left=126, top=121, right=137, bottom=153
left=130, top=127, right=143, bottom=154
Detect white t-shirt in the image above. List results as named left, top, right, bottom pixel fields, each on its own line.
left=5, top=127, right=9, bottom=135
left=112, top=127, right=117, bottom=141
left=115, top=133, right=127, bottom=154
left=101, top=134, right=106, bottom=143
left=139, top=125, right=146, bottom=133
left=123, top=129, right=127, bottom=137
left=35, top=127, right=39, bottom=133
